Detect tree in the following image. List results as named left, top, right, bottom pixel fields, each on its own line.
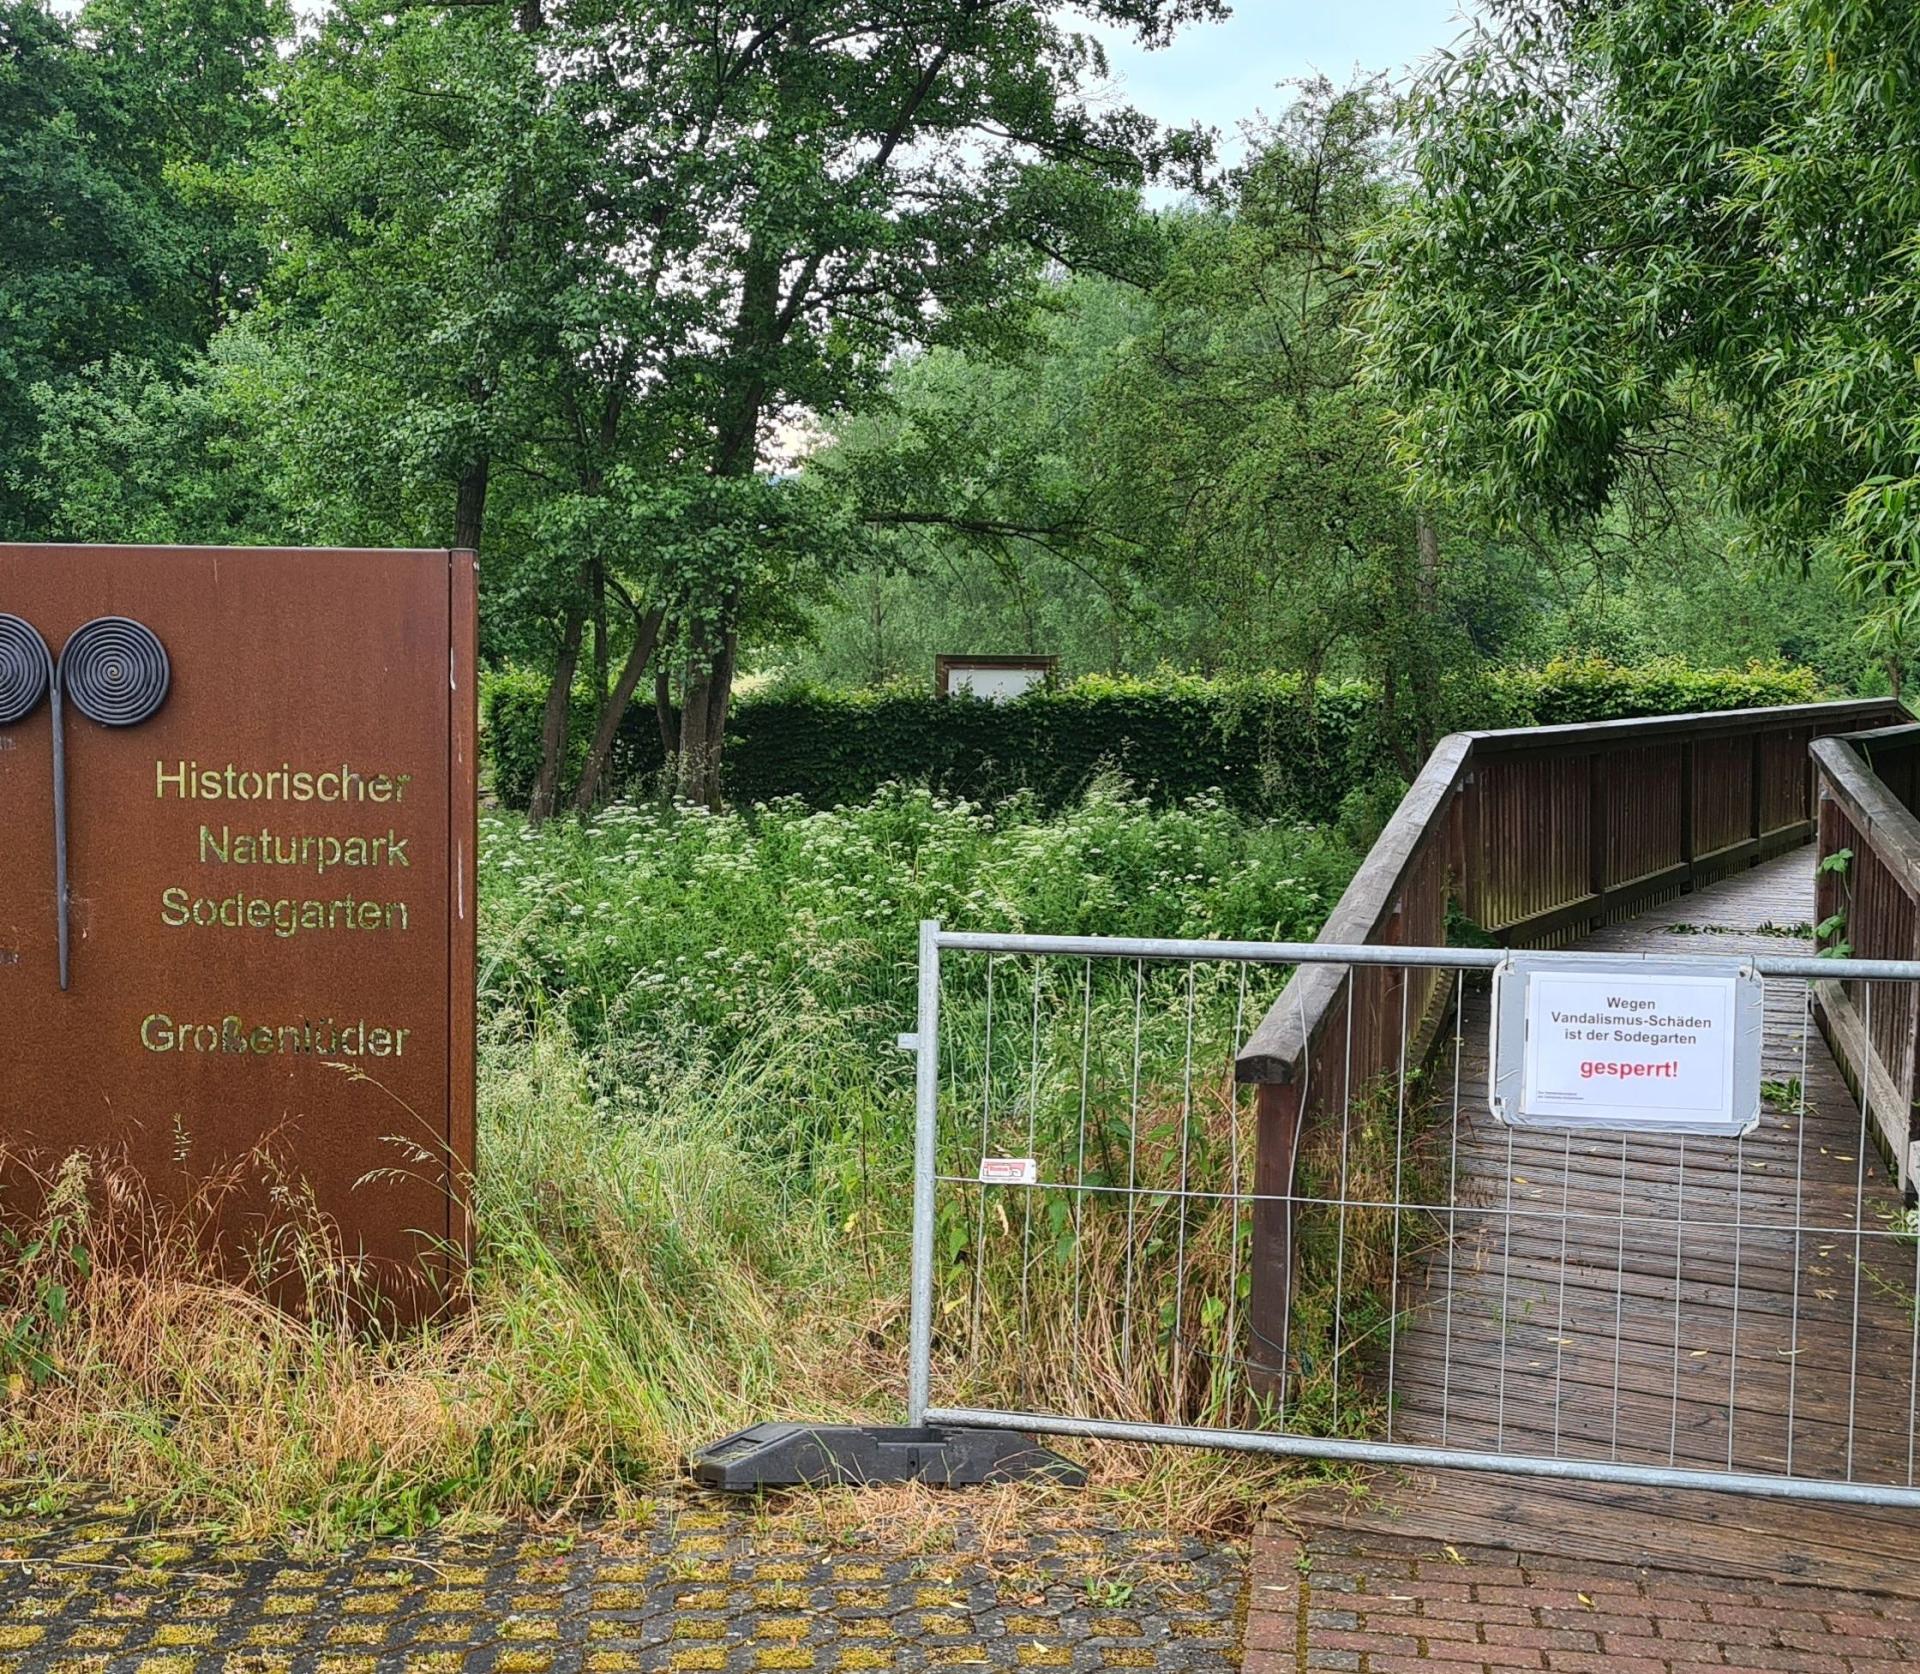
left=815, top=82, right=1522, bottom=763
left=1097, top=82, right=1484, bottom=760
left=255, top=0, right=641, bottom=821
left=1362, top=0, right=1920, bottom=659
left=0, top=0, right=287, bottom=537
left=28, top=338, right=287, bottom=542
left=258, top=0, right=1220, bottom=815
left=805, top=272, right=1167, bottom=680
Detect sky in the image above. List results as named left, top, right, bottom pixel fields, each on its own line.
left=1075, top=2, right=1476, bottom=157
left=50, top=0, right=1473, bottom=117
left=46, top=0, right=1472, bottom=170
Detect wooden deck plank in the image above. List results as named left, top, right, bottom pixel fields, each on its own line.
left=1292, top=846, right=1920, bottom=1591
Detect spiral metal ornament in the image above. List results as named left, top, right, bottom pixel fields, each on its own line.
left=0, top=613, right=52, bottom=727
left=51, top=616, right=172, bottom=992
left=60, top=617, right=170, bottom=727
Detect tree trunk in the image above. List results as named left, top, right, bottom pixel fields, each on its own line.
left=675, top=593, right=743, bottom=808
left=1381, top=660, right=1420, bottom=781
left=655, top=663, right=676, bottom=758
left=1416, top=515, right=1441, bottom=609
left=1410, top=513, right=1444, bottom=761
left=574, top=607, right=666, bottom=812
left=699, top=625, right=740, bottom=809
left=677, top=230, right=777, bottom=807
left=528, top=606, right=585, bottom=824
left=677, top=630, right=713, bottom=805
left=454, top=457, right=489, bottom=550
left=590, top=559, right=610, bottom=702
left=679, top=596, right=748, bottom=807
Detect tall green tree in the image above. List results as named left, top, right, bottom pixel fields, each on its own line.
left=807, top=272, right=1164, bottom=679
left=254, top=0, right=635, bottom=818
left=1362, top=0, right=1920, bottom=682
left=1097, top=82, right=1494, bottom=760
left=259, top=0, right=1220, bottom=814
left=27, top=335, right=288, bottom=543
left=0, top=0, right=287, bottom=537
left=818, top=82, right=1524, bottom=762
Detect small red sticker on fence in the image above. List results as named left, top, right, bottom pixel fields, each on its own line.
left=979, top=1157, right=1038, bottom=1185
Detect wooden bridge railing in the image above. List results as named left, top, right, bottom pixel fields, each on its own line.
left=1812, top=722, right=1920, bottom=1190
left=1233, top=697, right=1907, bottom=1386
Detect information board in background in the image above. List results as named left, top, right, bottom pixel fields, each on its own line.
left=1490, top=954, right=1764, bottom=1137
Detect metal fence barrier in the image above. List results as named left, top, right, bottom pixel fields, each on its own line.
left=900, top=924, right=1920, bottom=1508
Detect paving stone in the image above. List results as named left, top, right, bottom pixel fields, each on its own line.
left=0, top=1501, right=1247, bottom=1671
left=1246, top=1527, right=1920, bottom=1672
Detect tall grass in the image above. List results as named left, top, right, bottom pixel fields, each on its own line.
left=0, top=1020, right=892, bottom=1541
left=927, top=956, right=1452, bottom=1451
left=0, top=781, right=1356, bottom=1541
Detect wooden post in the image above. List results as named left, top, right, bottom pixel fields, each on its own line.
left=1247, top=1078, right=1302, bottom=1399
left=1588, top=750, right=1609, bottom=928
left=1905, top=915, right=1920, bottom=1180
left=1474, top=764, right=1491, bottom=932
left=1447, top=778, right=1470, bottom=908
left=1750, top=731, right=1766, bottom=861
left=1679, top=738, right=1696, bottom=889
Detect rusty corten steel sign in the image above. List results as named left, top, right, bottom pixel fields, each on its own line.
left=0, top=546, right=476, bottom=1313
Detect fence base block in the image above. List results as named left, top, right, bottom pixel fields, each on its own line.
left=690, top=1423, right=1086, bottom=1491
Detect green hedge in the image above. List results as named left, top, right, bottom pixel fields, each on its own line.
left=1472, top=658, right=1828, bottom=726
left=484, top=656, right=1829, bottom=820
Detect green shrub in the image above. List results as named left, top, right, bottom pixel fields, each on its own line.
left=480, top=666, right=662, bottom=807
left=484, top=657, right=1831, bottom=817
left=480, top=777, right=1354, bottom=1090
left=1476, top=655, right=1825, bottom=726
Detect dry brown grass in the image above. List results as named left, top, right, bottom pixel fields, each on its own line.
left=0, top=1150, right=1295, bottom=1548
left=0, top=1010, right=1431, bottom=1548
left=0, top=1024, right=882, bottom=1544
left=0, top=1030, right=1304, bottom=1548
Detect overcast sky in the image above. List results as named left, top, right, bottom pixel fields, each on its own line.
left=50, top=0, right=1474, bottom=153
left=1077, top=2, right=1474, bottom=153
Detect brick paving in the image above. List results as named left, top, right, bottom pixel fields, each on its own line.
left=1245, top=1529, right=1920, bottom=1674
left=0, top=1498, right=1245, bottom=1672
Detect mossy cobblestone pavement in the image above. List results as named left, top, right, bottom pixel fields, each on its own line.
left=0, top=1499, right=1245, bottom=1672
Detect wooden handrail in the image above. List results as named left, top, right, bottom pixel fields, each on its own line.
left=1812, top=726, right=1920, bottom=1191
left=1465, top=699, right=1906, bottom=754
left=1238, top=698, right=1902, bottom=1085
left=1234, top=695, right=1909, bottom=1389
left=1235, top=733, right=1473, bottom=1082
left=1812, top=733, right=1920, bottom=903
left=1836, top=720, right=1920, bottom=750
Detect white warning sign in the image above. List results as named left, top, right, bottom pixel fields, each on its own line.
left=1491, top=956, right=1763, bottom=1137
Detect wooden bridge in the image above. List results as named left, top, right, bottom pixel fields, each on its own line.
left=1235, top=698, right=1920, bottom=1588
